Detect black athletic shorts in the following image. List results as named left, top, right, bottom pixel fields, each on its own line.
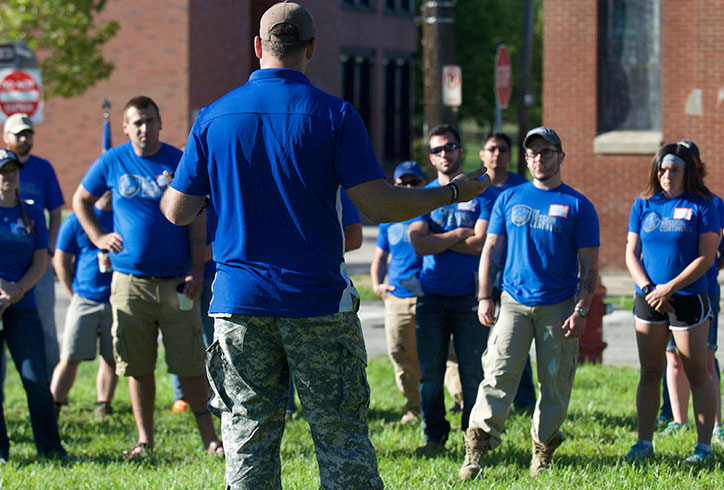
left=633, top=292, right=710, bottom=330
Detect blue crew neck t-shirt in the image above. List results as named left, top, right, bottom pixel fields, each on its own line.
left=81, top=142, right=191, bottom=277
left=55, top=209, right=113, bottom=303
left=489, top=182, right=600, bottom=305
left=628, top=192, right=718, bottom=296
left=704, top=194, right=724, bottom=294
left=0, top=203, right=49, bottom=310
left=377, top=219, right=422, bottom=298
left=19, top=155, right=65, bottom=212
left=171, top=68, right=384, bottom=317
left=413, top=179, right=488, bottom=297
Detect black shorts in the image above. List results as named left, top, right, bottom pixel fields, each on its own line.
left=633, top=292, right=710, bottom=330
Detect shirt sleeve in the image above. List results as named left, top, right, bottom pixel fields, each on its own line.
left=376, top=224, right=389, bottom=252
left=487, top=194, right=507, bottom=235
left=55, top=215, right=79, bottom=255
left=477, top=189, right=497, bottom=222
left=43, top=162, right=65, bottom=211
left=81, top=154, right=111, bottom=197
left=697, top=200, right=719, bottom=235
left=341, top=190, right=361, bottom=227
left=172, top=117, right=211, bottom=196
left=574, top=197, right=601, bottom=249
left=334, top=103, right=385, bottom=189
left=627, top=198, right=643, bottom=234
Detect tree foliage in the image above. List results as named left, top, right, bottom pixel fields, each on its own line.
left=0, top=0, right=119, bottom=99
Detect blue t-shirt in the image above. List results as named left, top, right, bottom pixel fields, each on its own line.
left=414, top=179, right=488, bottom=296
left=490, top=182, right=600, bottom=305
left=341, top=190, right=361, bottom=227
left=377, top=219, right=422, bottom=298
left=55, top=209, right=113, bottom=303
left=81, top=142, right=191, bottom=277
left=479, top=171, right=529, bottom=207
left=705, top=194, right=724, bottom=294
left=0, top=203, right=49, bottom=310
left=171, top=68, right=385, bottom=317
left=19, top=155, right=65, bottom=212
left=628, top=192, right=718, bottom=296
left=203, top=204, right=217, bottom=280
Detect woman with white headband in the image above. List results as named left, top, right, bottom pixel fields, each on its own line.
left=624, top=143, right=718, bottom=463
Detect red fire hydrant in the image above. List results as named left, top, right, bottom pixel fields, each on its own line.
left=578, top=276, right=608, bottom=364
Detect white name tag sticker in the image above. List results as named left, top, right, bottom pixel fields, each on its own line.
left=673, top=208, right=693, bottom=220
left=548, top=204, right=569, bottom=218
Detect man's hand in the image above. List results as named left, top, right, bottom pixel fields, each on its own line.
left=162, top=170, right=175, bottom=186
left=451, top=167, right=490, bottom=202
left=95, top=233, right=124, bottom=253
left=372, top=283, right=395, bottom=299
left=478, top=298, right=496, bottom=327
left=182, top=272, right=203, bottom=299
left=561, top=312, right=587, bottom=338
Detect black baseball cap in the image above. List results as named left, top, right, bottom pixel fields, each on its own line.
left=0, top=149, right=22, bottom=170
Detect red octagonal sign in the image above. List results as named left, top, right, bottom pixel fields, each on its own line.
left=0, top=71, right=41, bottom=118
left=495, top=44, right=512, bottom=110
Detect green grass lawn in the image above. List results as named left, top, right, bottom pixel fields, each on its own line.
left=0, top=356, right=722, bottom=488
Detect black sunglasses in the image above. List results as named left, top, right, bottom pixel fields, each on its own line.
left=429, top=142, right=461, bottom=155
left=396, top=178, right=422, bottom=187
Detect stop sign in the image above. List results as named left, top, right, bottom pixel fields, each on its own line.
left=0, top=69, right=43, bottom=121
left=494, top=44, right=512, bottom=109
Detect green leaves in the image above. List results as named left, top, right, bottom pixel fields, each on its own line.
left=0, top=0, right=119, bottom=98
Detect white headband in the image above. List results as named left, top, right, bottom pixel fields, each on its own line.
left=660, top=153, right=686, bottom=168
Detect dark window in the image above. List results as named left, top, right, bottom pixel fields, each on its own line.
left=383, top=57, right=412, bottom=161
left=598, top=0, right=661, bottom=133
left=341, top=53, right=373, bottom=132
left=343, top=0, right=371, bottom=8
left=385, top=0, right=412, bottom=13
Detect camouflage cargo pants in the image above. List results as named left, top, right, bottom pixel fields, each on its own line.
left=207, top=311, right=384, bottom=490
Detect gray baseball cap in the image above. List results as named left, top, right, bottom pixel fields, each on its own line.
left=523, top=126, right=562, bottom=151
left=260, top=2, right=315, bottom=45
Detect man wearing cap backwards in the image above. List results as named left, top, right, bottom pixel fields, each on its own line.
left=160, top=2, right=489, bottom=488
left=72, top=96, right=223, bottom=460
left=3, top=113, right=65, bottom=378
left=458, top=127, right=600, bottom=480
left=407, top=124, right=490, bottom=456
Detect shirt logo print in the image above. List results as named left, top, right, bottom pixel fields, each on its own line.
left=642, top=212, right=661, bottom=233
left=511, top=205, right=532, bottom=226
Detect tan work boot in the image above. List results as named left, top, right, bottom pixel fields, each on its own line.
left=415, top=433, right=448, bottom=456
left=458, top=427, right=488, bottom=480
left=530, top=432, right=564, bottom=477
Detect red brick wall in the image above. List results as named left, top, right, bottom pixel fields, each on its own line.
left=33, top=0, right=191, bottom=204
left=543, top=0, right=724, bottom=271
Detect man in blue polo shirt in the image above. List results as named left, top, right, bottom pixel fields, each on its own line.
left=459, top=127, right=600, bottom=480
left=408, top=124, right=490, bottom=455
left=50, top=191, right=117, bottom=418
left=3, top=113, right=65, bottom=377
left=160, top=3, right=489, bottom=488
left=72, top=96, right=222, bottom=460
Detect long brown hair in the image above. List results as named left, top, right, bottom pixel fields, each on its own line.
left=15, top=189, right=34, bottom=235
left=641, top=143, right=712, bottom=200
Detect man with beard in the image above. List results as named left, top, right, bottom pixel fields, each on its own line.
left=408, top=124, right=490, bottom=454
left=3, top=113, right=64, bottom=378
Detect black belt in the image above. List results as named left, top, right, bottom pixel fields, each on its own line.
left=131, top=274, right=176, bottom=281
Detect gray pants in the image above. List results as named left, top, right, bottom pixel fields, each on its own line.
left=468, top=293, right=578, bottom=449
left=207, top=311, right=383, bottom=490
left=34, top=267, right=59, bottom=378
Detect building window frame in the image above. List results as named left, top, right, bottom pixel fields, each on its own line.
left=340, top=49, right=375, bottom=133
left=382, top=53, right=413, bottom=162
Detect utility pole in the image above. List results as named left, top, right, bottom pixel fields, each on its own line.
left=422, top=1, right=457, bottom=133
left=517, top=0, right=534, bottom=175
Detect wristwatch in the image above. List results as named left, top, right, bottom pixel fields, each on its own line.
left=575, top=305, right=589, bottom=317
left=642, top=283, right=656, bottom=295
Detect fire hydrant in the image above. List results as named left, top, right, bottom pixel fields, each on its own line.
left=578, top=275, right=608, bottom=364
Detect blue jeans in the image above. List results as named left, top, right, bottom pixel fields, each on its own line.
left=0, top=307, right=64, bottom=459
left=171, top=275, right=215, bottom=401
left=415, top=293, right=488, bottom=442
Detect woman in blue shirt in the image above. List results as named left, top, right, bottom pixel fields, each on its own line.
left=625, top=143, right=718, bottom=464
left=0, top=149, right=66, bottom=462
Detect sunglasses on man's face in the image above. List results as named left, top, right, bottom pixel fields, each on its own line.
left=428, top=142, right=461, bottom=155
left=395, top=177, right=422, bottom=187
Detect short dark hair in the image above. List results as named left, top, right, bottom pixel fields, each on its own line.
left=428, top=124, right=461, bottom=145
left=123, top=96, right=160, bottom=119
left=261, top=24, right=312, bottom=59
left=482, top=132, right=511, bottom=150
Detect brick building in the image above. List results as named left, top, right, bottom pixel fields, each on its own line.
left=543, top=0, right=724, bottom=271
left=28, top=0, right=417, bottom=206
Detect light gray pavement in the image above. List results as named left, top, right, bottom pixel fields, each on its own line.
left=51, top=225, right=724, bottom=368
